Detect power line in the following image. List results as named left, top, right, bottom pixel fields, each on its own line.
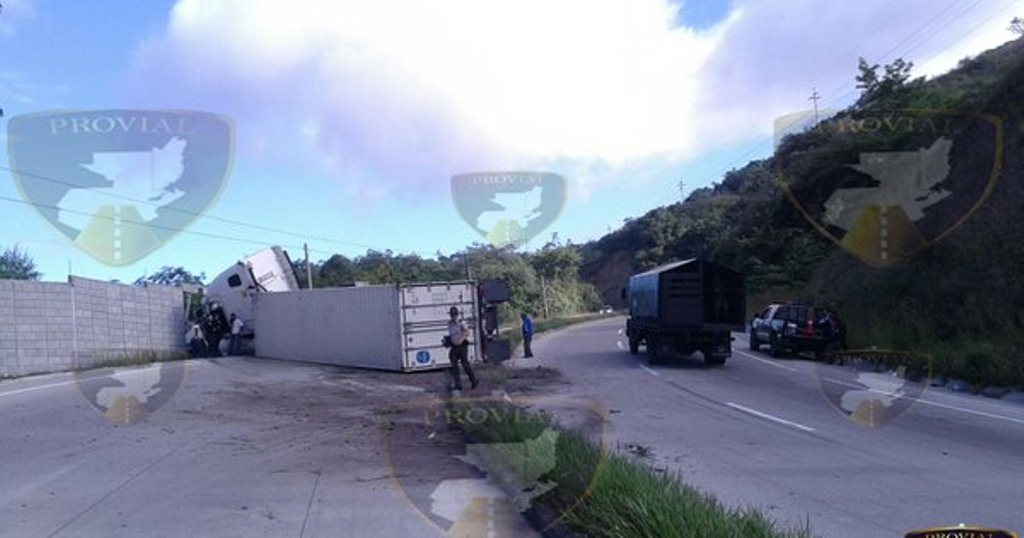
left=0, top=192, right=334, bottom=256
left=0, top=164, right=418, bottom=256
left=647, top=0, right=1001, bottom=209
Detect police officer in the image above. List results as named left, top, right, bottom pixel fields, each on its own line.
left=447, top=306, right=478, bottom=391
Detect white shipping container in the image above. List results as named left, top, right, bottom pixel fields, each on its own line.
left=254, top=281, right=479, bottom=372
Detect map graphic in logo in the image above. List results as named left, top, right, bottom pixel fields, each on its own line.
left=74, top=359, right=187, bottom=425
left=382, top=396, right=606, bottom=535
left=452, top=172, right=566, bottom=248
left=774, top=110, right=1002, bottom=266
left=7, top=110, right=234, bottom=266
left=817, top=349, right=931, bottom=429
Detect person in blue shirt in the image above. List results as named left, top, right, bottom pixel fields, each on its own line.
left=521, top=312, right=534, bottom=358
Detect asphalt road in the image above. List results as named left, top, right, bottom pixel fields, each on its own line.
left=527, top=316, right=1024, bottom=538
left=0, top=357, right=450, bottom=537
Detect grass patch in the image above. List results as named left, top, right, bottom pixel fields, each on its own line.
left=502, top=313, right=612, bottom=350
left=474, top=360, right=563, bottom=391
left=450, top=399, right=815, bottom=538
left=84, top=349, right=189, bottom=370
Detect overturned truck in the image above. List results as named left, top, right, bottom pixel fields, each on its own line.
left=253, top=281, right=480, bottom=372
left=625, top=259, right=745, bottom=365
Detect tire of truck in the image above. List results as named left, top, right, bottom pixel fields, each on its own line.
left=768, top=333, right=783, bottom=358
left=628, top=338, right=640, bottom=355
left=703, top=349, right=727, bottom=366
left=646, top=335, right=660, bottom=364
left=821, top=340, right=842, bottom=363
left=749, top=331, right=760, bottom=352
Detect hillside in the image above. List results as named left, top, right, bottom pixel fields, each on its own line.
left=580, top=36, right=1024, bottom=387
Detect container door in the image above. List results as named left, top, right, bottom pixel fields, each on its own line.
left=399, top=282, right=479, bottom=371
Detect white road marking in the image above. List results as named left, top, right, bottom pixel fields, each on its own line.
left=726, top=402, right=816, bottom=432
left=0, top=379, right=76, bottom=398
left=617, top=329, right=624, bottom=335
left=822, top=377, right=1024, bottom=426
left=732, top=348, right=799, bottom=372
left=0, top=361, right=201, bottom=400
left=638, top=364, right=661, bottom=377
left=616, top=341, right=624, bottom=350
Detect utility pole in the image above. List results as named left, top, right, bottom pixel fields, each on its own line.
left=678, top=180, right=686, bottom=203
left=464, top=252, right=471, bottom=281
left=303, top=243, right=313, bottom=289
left=808, top=86, right=821, bottom=123
left=541, top=275, right=550, bottom=319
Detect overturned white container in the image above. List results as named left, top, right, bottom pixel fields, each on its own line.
left=253, top=281, right=479, bottom=371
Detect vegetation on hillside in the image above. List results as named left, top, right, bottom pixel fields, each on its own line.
left=297, top=239, right=602, bottom=321
left=581, top=35, right=1024, bottom=387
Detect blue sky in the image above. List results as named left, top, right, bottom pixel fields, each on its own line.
left=1, top=0, right=1021, bottom=282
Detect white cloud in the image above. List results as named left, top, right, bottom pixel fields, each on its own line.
left=125, top=0, right=1024, bottom=197
left=0, top=0, right=35, bottom=38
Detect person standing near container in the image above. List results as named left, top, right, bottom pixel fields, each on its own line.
left=521, top=312, right=534, bottom=358
left=447, top=306, right=478, bottom=391
left=229, top=313, right=244, bottom=356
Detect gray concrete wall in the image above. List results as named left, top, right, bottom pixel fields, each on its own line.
left=0, top=276, right=187, bottom=377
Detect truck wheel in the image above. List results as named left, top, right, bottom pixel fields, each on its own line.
left=768, top=334, right=783, bottom=358
left=749, top=332, right=760, bottom=352
left=646, top=336, right=660, bottom=364
left=704, top=354, right=726, bottom=366
left=628, top=339, right=639, bottom=355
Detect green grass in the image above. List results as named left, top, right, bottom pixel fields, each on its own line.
left=502, top=312, right=612, bottom=350
left=451, top=400, right=815, bottom=538
left=85, top=349, right=189, bottom=370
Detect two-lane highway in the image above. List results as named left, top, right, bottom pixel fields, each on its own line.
left=530, top=317, right=1024, bottom=538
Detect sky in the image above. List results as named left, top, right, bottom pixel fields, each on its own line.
left=1, top=0, right=1022, bottom=282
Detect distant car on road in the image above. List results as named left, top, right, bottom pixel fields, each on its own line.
left=599, top=305, right=614, bottom=314
left=749, top=302, right=846, bottom=359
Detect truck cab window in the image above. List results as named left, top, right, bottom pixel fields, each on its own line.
left=227, top=274, right=242, bottom=288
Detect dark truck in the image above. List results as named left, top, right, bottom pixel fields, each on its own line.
left=625, top=259, right=746, bottom=365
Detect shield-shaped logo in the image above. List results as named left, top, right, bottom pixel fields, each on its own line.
left=816, top=349, right=931, bottom=429
left=7, top=110, right=234, bottom=266
left=381, top=395, right=607, bottom=534
left=73, top=358, right=188, bottom=425
left=774, top=110, right=1002, bottom=266
left=452, top=172, right=567, bottom=248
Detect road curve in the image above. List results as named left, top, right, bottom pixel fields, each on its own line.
left=530, top=316, right=1024, bottom=538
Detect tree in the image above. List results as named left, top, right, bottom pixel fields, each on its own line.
left=530, top=243, right=583, bottom=280
left=0, top=246, right=41, bottom=280
left=135, top=266, right=206, bottom=287
left=855, top=57, right=914, bottom=105
left=1010, top=16, right=1024, bottom=35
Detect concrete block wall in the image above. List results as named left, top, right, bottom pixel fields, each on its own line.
left=0, top=276, right=187, bottom=377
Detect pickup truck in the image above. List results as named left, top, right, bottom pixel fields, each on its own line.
left=749, top=302, right=846, bottom=358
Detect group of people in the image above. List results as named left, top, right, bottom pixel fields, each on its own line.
left=445, top=306, right=535, bottom=392
left=186, top=312, right=246, bottom=358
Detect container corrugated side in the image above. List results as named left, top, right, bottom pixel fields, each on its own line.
left=254, top=286, right=404, bottom=370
